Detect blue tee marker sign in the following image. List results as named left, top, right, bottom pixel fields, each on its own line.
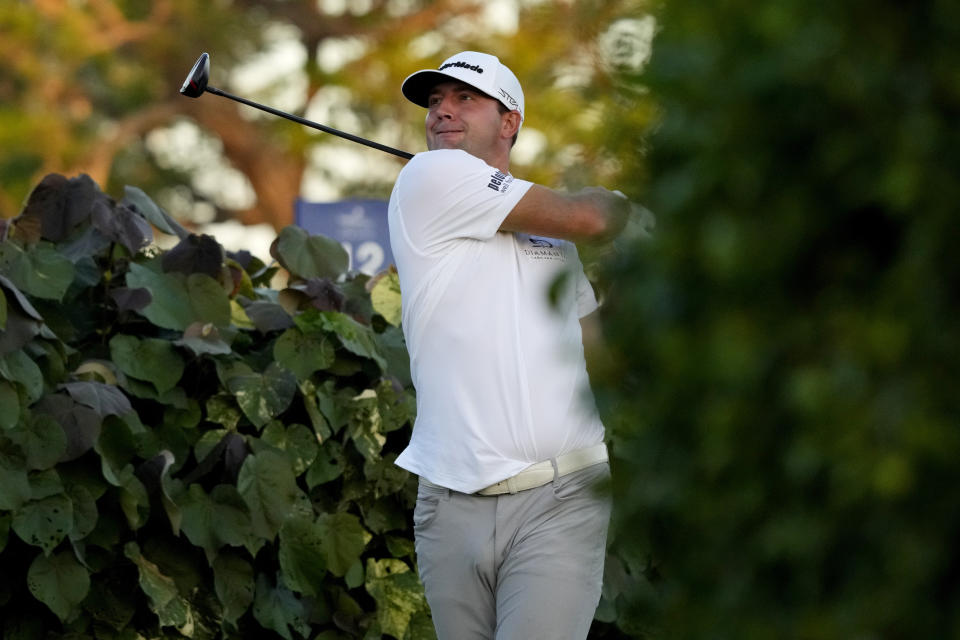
left=294, top=199, right=394, bottom=275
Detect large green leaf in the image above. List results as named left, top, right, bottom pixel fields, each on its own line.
left=373, top=377, right=416, bottom=434
left=178, top=484, right=253, bottom=563
left=8, top=413, right=67, bottom=470
left=0, top=437, right=31, bottom=511
left=296, top=310, right=387, bottom=371
left=109, top=334, right=185, bottom=394
left=126, top=262, right=230, bottom=330
left=261, top=422, right=318, bottom=476
left=227, top=363, right=297, bottom=429
left=0, top=241, right=74, bottom=301
left=65, top=484, right=98, bottom=541
left=27, top=550, right=90, bottom=622
left=123, top=542, right=190, bottom=629
left=313, top=512, right=371, bottom=578
left=28, top=468, right=64, bottom=500
left=277, top=514, right=329, bottom=596
left=213, top=553, right=255, bottom=629
left=365, top=558, right=431, bottom=640
left=237, top=450, right=305, bottom=540
left=0, top=381, right=19, bottom=430
left=368, top=269, right=402, bottom=327
left=0, top=349, right=43, bottom=404
left=123, top=185, right=190, bottom=239
left=252, top=573, right=310, bottom=640
left=273, top=327, right=335, bottom=380
left=376, top=324, right=412, bottom=387
left=12, top=493, right=73, bottom=555
left=348, top=389, right=386, bottom=463
left=272, top=226, right=348, bottom=280
left=305, top=440, right=346, bottom=488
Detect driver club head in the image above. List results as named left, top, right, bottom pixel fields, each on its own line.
left=180, top=52, right=210, bottom=98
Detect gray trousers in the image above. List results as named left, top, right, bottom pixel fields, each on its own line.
left=413, top=462, right=612, bottom=640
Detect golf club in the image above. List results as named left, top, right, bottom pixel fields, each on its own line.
left=180, top=52, right=413, bottom=160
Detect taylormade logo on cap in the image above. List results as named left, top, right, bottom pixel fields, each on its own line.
left=401, top=51, right=525, bottom=124
left=439, top=60, right=485, bottom=73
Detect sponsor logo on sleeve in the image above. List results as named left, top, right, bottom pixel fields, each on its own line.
left=486, top=169, right=515, bottom=193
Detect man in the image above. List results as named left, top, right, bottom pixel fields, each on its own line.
left=387, top=51, right=632, bottom=640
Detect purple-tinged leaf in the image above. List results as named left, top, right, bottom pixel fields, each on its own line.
left=33, top=394, right=100, bottom=462
left=0, top=306, right=42, bottom=357
left=161, top=233, right=224, bottom=277
left=61, top=381, right=133, bottom=418
left=252, top=573, right=310, bottom=640
left=109, top=287, right=151, bottom=313
left=57, top=227, right=111, bottom=263
left=243, top=301, right=294, bottom=333
left=303, top=278, right=346, bottom=312
left=91, top=200, right=152, bottom=255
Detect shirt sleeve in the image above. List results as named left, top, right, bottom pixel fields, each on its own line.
left=392, top=149, right=533, bottom=252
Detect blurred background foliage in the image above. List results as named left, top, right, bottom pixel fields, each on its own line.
left=596, top=0, right=960, bottom=637
left=0, top=0, right=652, bottom=233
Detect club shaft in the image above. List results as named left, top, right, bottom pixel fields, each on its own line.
left=205, top=85, right=414, bottom=160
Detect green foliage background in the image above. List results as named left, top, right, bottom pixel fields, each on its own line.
left=596, top=0, right=960, bottom=637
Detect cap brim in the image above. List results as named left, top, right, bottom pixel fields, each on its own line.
left=401, top=70, right=462, bottom=108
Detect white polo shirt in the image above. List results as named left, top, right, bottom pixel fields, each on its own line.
left=387, top=149, right=605, bottom=494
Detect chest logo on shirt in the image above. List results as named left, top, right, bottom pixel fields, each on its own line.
left=486, top=169, right=514, bottom=193
left=521, top=237, right=565, bottom=261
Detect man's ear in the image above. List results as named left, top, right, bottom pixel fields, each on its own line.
left=500, top=110, right=522, bottom=139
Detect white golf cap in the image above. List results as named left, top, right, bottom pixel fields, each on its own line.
left=401, top=51, right=525, bottom=124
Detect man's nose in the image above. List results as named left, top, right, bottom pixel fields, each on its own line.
left=433, top=95, right=457, bottom=117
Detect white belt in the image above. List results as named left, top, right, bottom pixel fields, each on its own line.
left=475, top=443, right=609, bottom=496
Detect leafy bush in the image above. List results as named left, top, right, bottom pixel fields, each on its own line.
left=0, top=174, right=432, bottom=639
left=595, top=0, right=960, bottom=638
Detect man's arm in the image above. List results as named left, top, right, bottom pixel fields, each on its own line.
left=499, top=184, right=632, bottom=243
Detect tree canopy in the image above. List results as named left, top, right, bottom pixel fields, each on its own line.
left=0, top=0, right=652, bottom=231
left=597, top=0, right=960, bottom=637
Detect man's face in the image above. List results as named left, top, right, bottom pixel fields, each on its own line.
left=425, top=81, right=508, bottom=160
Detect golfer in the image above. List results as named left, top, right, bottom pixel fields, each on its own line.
left=387, top=51, right=631, bottom=640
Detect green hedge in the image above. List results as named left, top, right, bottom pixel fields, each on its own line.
left=0, top=174, right=432, bottom=639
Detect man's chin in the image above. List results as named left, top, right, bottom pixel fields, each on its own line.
left=428, top=135, right=467, bottom=151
